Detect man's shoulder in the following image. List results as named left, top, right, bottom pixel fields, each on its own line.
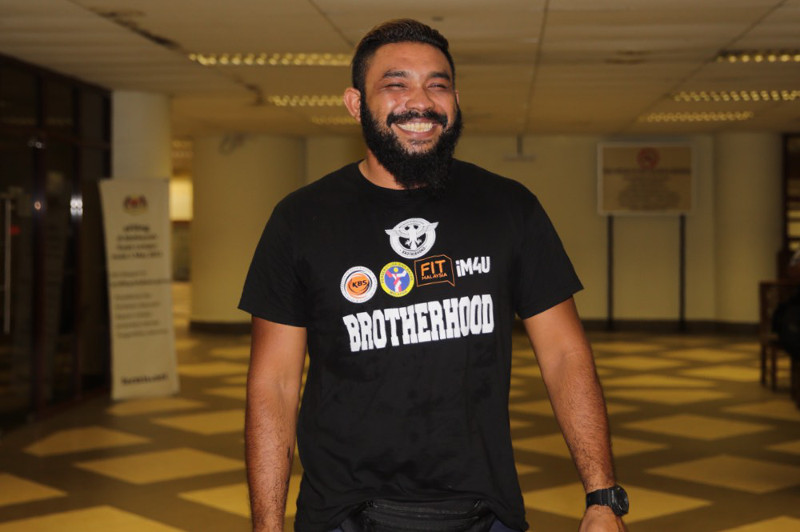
left=451, top=159, right=531, bottom=196
left=280, top=162, right=359, bottom=206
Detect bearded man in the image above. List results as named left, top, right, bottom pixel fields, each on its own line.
left=240, top=18, right=628, bottom=532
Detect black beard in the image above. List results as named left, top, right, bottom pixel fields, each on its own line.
left=359, top=98, right=463, bottom=194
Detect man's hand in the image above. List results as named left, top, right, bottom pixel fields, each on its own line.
left=579, top=505, right=628, bottom=531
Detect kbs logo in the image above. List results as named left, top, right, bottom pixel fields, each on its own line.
left=385, top=218, right=438, bottom=259
left=340, top=266, right=377, bottom=304
left=414, top=255, right=455, bottom=287
left=380, top=262, right=414, bottom=297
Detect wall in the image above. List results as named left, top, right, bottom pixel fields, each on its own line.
left=191, top=135, right=306, bottom=326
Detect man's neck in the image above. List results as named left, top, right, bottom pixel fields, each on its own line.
left=359, top=153, right=404, bottom=190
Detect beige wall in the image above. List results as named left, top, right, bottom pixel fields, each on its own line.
left=191, top=135, right=306, bottom=325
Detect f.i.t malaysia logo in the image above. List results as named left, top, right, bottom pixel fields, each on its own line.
left=385, top=217, right=438, bottom=259
left=380, top=262, right=414, bottom=297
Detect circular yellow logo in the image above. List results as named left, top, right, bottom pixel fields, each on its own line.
left=380, top=262, right=414, bottom=297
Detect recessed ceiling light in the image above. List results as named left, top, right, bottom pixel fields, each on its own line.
left=715, top=50, right=800, bottom=64
left=672, top=90, right=799, bottom=103
left=188, top=52, right=351, bottom=67
left=639, top=111, right=754, bottom=123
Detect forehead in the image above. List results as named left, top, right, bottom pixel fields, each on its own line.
left=365, top=42, right=453, bottom=80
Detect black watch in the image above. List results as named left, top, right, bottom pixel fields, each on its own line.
left=585, top=485, right=629, bottom=517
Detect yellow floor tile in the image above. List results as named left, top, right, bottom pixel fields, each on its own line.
left=512, top=365, right=542, bottom=378
left=0, top=506, right=182, bottom=531
left=719, top=516, right=800, bottom=531
left=209, top=346, right=251, bottom=359
left=524, top=483, right=710, bottom=523
left=661, top=348, right=752, bottom=363
left=177, top=362, right=249, bottom=377
left=0, top=474, right=66, bottom=507
left=205, top=386, right=247, bottom=400
left=595, top=356, right=686, bottom=371
left=620, top=484, right=711, bottom=523
left=152, top=409, right=244, bottom=435
left=174, top=338, right=200, bottom=351
left=609, top=435, right=669, bottom=457
left=605, top=402, right=640, bottom=415
left=768, top=439, right=800, bottom=455
left=24, top=427, right=150, bottom=456
left=601, top=374, right=714, bottom=388
left=679, top=365, right=761, bottom=382
left=179, top=482, right=250, bottom=518
left=724, top=400, right=800, bottom=422
left=591, top=341, right=662, bottom=353
left=648, top=454, right=800, bottom=493
left=523, top=482, right=585, bottom=520
left=106, top=397, right=206, bottom=416
left=508, top=388, right=527, bottom=399
left=514, top=433, right=570, bottom=458
left=624, top=414, right=772, bottom=440
left=514, top=433, right=667, bottom=458
left=509, top=399, right=553, bottom=416
left=516, top=464, right=540, bottom=476
left=75, top=447, right=244, bottom=484
left=604, top=388, right=730, bottom=405
left=509, top=419, right=533, bottom=430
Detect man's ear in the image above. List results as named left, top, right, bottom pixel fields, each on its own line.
left=343, top=88, right=362, bottom=122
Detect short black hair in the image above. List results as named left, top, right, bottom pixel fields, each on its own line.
left=351, top=19, right=455, bottom=93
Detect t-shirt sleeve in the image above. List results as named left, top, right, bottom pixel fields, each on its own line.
left=238, top=201, right=308, bottom=326
left=513, top=190, right=583, bottom=319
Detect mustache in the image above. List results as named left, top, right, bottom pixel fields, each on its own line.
left=386, top=110, right=448, bottom=128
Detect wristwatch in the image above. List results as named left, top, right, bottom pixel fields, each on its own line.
left=585, top=485, right=629, bottom=516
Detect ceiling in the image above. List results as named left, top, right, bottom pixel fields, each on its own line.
left=0, top=0, right=799, bottom=138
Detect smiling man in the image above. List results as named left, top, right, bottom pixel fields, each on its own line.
left=240, top=19, right=627, bottom=532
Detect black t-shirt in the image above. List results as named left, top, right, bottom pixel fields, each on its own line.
left=239, top=160, right=582, bottom=531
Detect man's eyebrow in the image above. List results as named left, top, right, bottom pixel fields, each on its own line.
left=380, top=70, right=452, bottom=81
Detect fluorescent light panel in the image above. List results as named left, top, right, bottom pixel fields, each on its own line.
left=311, top=116, right=359, bottom=126
left=672, top=90, right=799, bottom=103
left=639, top=111, right=754, bottom=123
left=188, top=52, right=350, bottom=66
left=267, top=95, right=343, bottom=107
left=715, top=50, right=800, bottom=64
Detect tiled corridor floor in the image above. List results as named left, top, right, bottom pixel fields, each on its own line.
left=0, top=283, right=799, bottom=531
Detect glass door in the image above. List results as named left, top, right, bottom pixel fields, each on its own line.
left=0, top=133, right=36, bottom=426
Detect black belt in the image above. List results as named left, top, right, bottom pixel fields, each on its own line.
left=340, top=499, right=496, bottom=532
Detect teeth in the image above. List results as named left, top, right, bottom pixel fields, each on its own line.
left=397, top=122, right=434, bottom=133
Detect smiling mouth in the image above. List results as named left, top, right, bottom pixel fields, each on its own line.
left=396, top=122, right=435, bottom=133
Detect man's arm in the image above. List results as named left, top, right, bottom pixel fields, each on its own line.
left=523, top=298, right=627, bottom=531
left=245, top=316, right=307, bottom=532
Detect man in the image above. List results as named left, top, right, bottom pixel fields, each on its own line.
left=240, top=19, right=628, bottom=532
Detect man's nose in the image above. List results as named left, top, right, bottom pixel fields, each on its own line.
left=405, top=86, right=435, bottom=111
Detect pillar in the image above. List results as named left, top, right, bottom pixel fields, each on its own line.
left=112, top=91, right=171, bottom=180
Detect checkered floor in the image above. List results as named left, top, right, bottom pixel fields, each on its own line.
left=0, top=283, right=798, bottom=531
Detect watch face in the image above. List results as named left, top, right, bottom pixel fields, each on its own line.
left=611, top=485, right=629, bottom=516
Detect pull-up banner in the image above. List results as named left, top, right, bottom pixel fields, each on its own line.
left=99, top=178, right=179, bottom=400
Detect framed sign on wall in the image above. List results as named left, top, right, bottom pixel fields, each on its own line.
left=598, top=143, right=693, bottom=215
